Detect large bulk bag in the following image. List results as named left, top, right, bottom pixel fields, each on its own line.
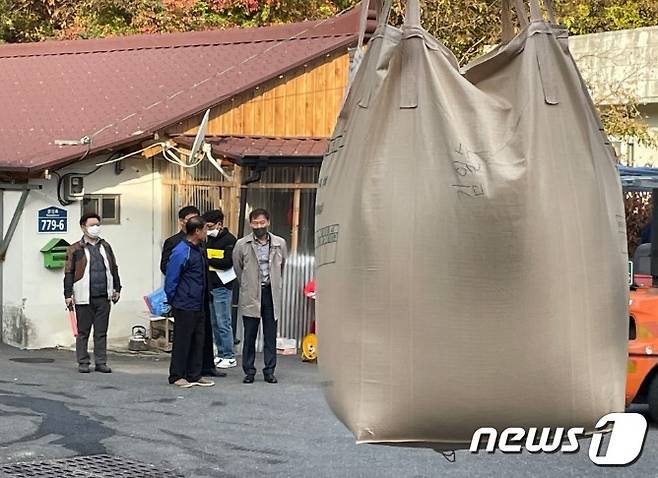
left=315, top=0, right=628, bottom=450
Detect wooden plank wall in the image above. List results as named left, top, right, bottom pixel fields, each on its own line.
left=168, top=50, right=350, bottom=139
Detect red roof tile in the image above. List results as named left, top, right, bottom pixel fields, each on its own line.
left=175, top=135, right=329, bottom=163
left=0, top=6, right=369, bottom=174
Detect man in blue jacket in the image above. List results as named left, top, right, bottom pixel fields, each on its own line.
left=165, top=216, right=215, bottom=388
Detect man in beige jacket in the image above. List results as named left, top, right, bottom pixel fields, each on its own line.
left=233, top=208, right=287, bottom=384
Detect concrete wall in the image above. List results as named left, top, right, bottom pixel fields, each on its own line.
left=569, top=26, right=658, bottom=105
left=1, top=154, right=164, bottom=349
left=569, top=28, right=658, bottom=167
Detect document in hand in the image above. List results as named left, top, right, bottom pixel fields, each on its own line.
left=215, top=267, right=237, bottom=284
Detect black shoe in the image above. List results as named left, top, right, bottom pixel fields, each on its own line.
left=78, top=364, right=90, bottom=374
left=202, top=368, right=227, bottom=378
left=264, top=375, right=278, bottom=384
left=243, top=375, right=255, bottom=384
left=95, top=364, right=112, bottom=373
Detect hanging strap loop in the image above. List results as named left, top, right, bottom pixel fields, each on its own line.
left=544, top=0, right=557, bottom=24
left=501, top=0, right=514, bottom=43
left=530, top=0, right=558, bottom=23
left=403, top=0, right=422, bottom=28
left=356, top=1, right=371, bottom=50
left=399, top=0, right=423, bottom=109
left=529, top=0, right=543, bottom=22
left=378, top=0, right=393, bottom=28
left=358, top=0, right=395, bottom=49
left=501, top=0, right=529, bottom=44
left=355, top=0, right=394, bottom=110
left=514, top=0, right=529, bottom=28
left=502, top=0, right=558, bottom=43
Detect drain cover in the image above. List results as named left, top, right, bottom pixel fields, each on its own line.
left=9, top=358, right=55, bottom=364
left=0, top=454, right=183, bottom=477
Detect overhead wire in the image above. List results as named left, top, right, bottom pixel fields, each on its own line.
left=52, top=147, right=116, bottom=206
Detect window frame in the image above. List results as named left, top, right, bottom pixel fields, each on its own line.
left=81, top=194, right=121, bottom=225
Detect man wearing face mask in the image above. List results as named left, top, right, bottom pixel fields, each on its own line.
left=64, top=213, right=121, bottom=374
left=202, top=209, right=238, bottom=369
left=160, top=206, right=200, bottom=275
left=233, top=208, right=287, bottom=384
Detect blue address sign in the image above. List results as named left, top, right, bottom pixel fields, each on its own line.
left=38, top=207, right=68, bottom=233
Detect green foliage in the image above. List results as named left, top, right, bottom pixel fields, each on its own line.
left=2, top=1, right=658, bottom=54
left=0, top=1, right=358, bottom=42
left=558, top=0, right=658, bottom=35
left=380, top=1, right=658, bottom=63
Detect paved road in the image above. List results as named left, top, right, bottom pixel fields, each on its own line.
left=0, top=344, right=655, bottom=477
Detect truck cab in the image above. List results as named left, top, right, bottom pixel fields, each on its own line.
left=622, top=167, right=658, bottom=419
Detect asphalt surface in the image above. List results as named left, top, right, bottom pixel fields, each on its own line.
left=0, top=344, right=656, bottom=478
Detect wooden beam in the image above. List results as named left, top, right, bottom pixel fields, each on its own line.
left=291, top=168, right=302, bottom=254
left=162, top=180, right=317, bottom=189
left=230, top=166, right=242, bottom=233
left=245, top=183, right=318, bottom=190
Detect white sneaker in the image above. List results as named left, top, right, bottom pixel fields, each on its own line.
left=217, top=358, right=237, bottom=369
left=214, top=356, right=221, bottom=366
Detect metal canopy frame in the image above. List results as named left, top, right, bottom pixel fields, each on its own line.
left=619, top=166, right=658, bottom=191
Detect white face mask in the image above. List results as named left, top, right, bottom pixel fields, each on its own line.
left=207, top=228, right=219, bottom=238
left=87, top=225, right=101, bottom=238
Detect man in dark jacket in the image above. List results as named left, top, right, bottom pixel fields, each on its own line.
left=161, top=205, right=224, bottom=378
left=160, top=205, right=200, bottom=275
left=64, top=213, right=121, bottom=374
left=164, top=216, right=215, bottom=388
left=202, top=209, right=238, bottom=369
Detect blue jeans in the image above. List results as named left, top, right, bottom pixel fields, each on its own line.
left=209, top=287, right=235, bottom=359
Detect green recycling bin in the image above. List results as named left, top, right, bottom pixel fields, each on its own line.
left=40, top=238, right=70, bottom=269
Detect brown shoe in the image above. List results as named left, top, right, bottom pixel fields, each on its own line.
left=194, top=378, right=215, bottom=387
left=174, top=378, right=194, bottom=388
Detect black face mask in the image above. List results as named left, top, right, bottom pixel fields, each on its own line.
left=253, top=227, right=268, bottom=238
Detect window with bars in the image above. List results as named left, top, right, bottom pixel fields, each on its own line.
left=82, top=194, right=121, bottom=224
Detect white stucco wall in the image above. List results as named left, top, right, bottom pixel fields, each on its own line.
left=1, top=154, right=164, bottom=349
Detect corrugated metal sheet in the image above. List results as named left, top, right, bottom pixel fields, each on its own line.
left=279, top=254, right=316, bottom=346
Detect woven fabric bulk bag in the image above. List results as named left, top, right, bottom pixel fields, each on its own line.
left=315, top=0, right=628, bottom=449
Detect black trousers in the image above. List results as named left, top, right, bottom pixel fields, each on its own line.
left=242, top=285, right=277, bottom=377
left=201, top=298, right=216, bottom=373
left=169, top=308, right=205, bottom=383
left=75, top=297, right=110, bottom=366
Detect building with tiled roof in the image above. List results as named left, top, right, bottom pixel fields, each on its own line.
left=0, top=2, right=377, bottom=349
